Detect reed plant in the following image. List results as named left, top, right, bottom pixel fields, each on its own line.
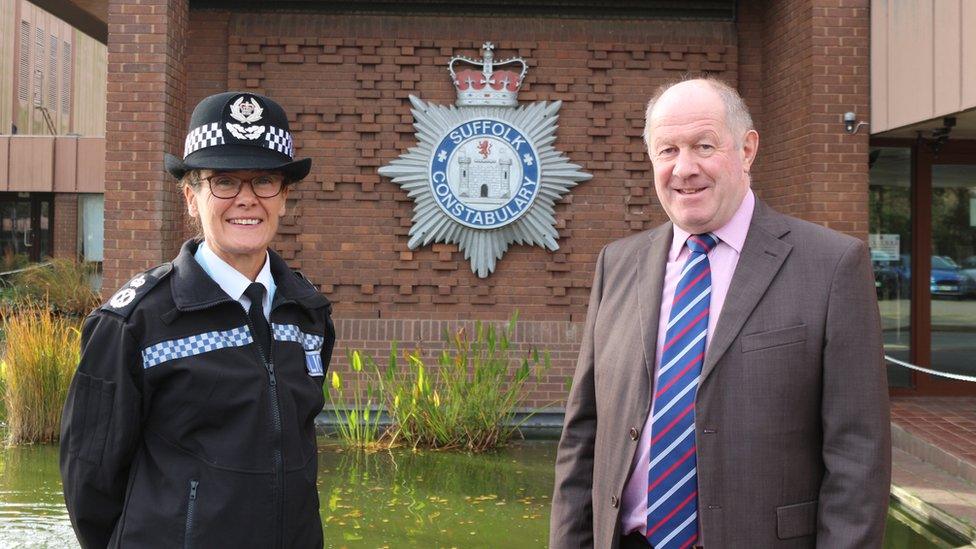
left=1, top=303, right=82, bottom=444
left=374, top=314, right=551, bottom=452
left=10, top=259, right=99, bottom=317
left=0, top=359, right=6, bottom=424
left=325, top=350, right=383, bottom=449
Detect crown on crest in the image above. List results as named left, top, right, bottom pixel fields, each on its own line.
left=448, top=42, right=528, bottom=107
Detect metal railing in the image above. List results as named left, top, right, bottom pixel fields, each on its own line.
left=885, top=355, right=976, bottom=383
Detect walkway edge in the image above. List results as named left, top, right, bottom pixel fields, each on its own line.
left=889, top=484, right=976, bottom=545
left=892, top=422, right=976, bottom=486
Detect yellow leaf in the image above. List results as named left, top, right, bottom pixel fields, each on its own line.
left=331, top=372, right=341, bottom=391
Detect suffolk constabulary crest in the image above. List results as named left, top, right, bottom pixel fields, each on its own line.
left=378, top=42, right=591, bottom=277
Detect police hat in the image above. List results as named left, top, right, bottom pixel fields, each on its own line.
left=165, top=92, right=311, bottom=181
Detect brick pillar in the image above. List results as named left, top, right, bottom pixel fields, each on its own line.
left=53, top=193, right=79, bottom=259
left=808, top=0, right=871, bottom=238
left=103, top=0, right=188, bottom=292
left=753, top=0, right=871, bottom=239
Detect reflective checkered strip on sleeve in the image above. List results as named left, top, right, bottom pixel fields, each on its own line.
left=183, top=122, right=225, bottom=157
left=272, top=323, right=325, bottom=376
left=264, top=126, right=294, bottom=157
left=141, top=326, right=253, bottom=369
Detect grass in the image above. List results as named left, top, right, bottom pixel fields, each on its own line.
left=1, top=304, right=82, bottom=444
left=0, top=251, right=29, bottom=273
left=8, top=259, right=100, bottom=317
left=329, top=314, right=551, bottom=453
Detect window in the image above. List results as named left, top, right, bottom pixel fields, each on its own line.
left=78, top=194, right=104, bottom=263
left=49, top=35, right=58, bottom=110
left=18, top=21, right=29, bottom=102
left=62, top=41, right=71, bottom=115
left=33, top=26, right=44, bottom=107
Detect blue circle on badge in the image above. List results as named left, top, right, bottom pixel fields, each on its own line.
left=428, top=119, right=540, bottom=229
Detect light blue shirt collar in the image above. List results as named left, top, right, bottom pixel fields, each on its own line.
left=193, top=241, right=276, bottom=320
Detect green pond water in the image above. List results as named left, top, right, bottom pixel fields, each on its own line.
left=0, top=441, right=967, bottom=548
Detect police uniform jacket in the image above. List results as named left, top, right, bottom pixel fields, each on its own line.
left=60, top=239, right=335, bottom=549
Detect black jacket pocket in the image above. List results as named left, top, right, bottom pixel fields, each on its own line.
left=776, top=499, right=818, bottom=539
left=67, top=372, right=116, bottom=465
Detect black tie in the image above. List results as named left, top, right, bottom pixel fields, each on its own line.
left=244, top=282, right=271, bottom=360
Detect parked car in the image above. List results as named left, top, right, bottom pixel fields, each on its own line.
left=929, top=256, right=976, bottom=299
left=884, top=255, right=976, bottom=299
left=962, top=255, right=976, bottom=285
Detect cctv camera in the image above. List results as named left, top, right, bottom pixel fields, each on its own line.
left=844, top=112, right=856, bottom=133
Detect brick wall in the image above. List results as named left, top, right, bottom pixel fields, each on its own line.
left=105, top=4, right=871, bottom=409
left=103, top=0, right=189, bottom=291
left=748, top=0, right=870, bottom=238
left=177, top=11, right=737, bottom=407
left=808, top=0, right=871, bottom=237
left=53, top=193, right=78, bottom=259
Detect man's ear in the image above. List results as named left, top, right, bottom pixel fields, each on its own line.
left=741, top=130, right=759, bottom=173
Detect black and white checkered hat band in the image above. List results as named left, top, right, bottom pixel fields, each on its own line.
left=264, top=126, right=294, bottom=157
left=183, top=122, right=224, bottom=157
left=183, top=123, right=294, bottom=159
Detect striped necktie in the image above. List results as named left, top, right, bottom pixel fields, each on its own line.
left=646, top=233, right=717, bottom=549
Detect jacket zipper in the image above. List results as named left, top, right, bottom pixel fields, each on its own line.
left=184, top=480, right=199, bottom=549
left=242, top=307, right=285, bottom=549
left=183, top=298, right=291, bottom=549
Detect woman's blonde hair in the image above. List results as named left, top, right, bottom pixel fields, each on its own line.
left=179, top=170, right=204, bottom=236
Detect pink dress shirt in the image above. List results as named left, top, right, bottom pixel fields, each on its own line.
left=619, top=190, right=756, bottom=535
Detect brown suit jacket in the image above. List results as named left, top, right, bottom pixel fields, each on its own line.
left=550, top=200, right=891, bottom=548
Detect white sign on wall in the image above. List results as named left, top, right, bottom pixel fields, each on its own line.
left=868, top=233, right=900, bottom=261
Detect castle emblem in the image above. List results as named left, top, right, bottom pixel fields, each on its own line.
left=379, top=42, right=592, bottom=277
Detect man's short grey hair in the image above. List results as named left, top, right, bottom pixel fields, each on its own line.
left=643, top=75, right=754, bottom=148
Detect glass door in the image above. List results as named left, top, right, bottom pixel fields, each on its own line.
left=929, top=162, right=976, bottom=386
left=0, top=193, right=53, bottom=270
left=871, top=140, right=976, bottom=396
left=869, top=147, right=912, bottom=388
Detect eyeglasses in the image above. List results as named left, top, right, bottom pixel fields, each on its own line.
left=200, top=173, right=286, bottom=199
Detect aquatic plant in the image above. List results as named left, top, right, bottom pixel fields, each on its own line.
left=1, top=304, right=82, bottom=444
left=376, top=314, right=550, bottom=452
left=325, top=350, right=383, bottom=449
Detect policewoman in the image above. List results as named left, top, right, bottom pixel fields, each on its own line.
left=60, top=92, right=334, bottom=549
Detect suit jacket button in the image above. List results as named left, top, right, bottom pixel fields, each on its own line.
left=610, top=495, right=619, bottom=508
left=630, top=427, right=639, bottom=440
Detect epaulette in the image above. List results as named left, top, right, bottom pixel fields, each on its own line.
left=98, top=263, right=174, bottom=319
left=293, top=269, right=316, bottom=290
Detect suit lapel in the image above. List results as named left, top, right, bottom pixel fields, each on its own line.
left=701, top=200, right=793, bottom=383
left=637, top=223, right=673, bottom=384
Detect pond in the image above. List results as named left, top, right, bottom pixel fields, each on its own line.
left=0, top=441, right=967, bottom=548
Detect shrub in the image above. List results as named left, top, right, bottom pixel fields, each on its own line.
left=1, top=305, right=82, bottom=444
left=0, top=250, right=29, bottom=273
left=10, top=259, right=100, bottom=317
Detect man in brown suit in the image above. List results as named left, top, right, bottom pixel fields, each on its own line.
left=550, top=77, right=890, bottom=548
